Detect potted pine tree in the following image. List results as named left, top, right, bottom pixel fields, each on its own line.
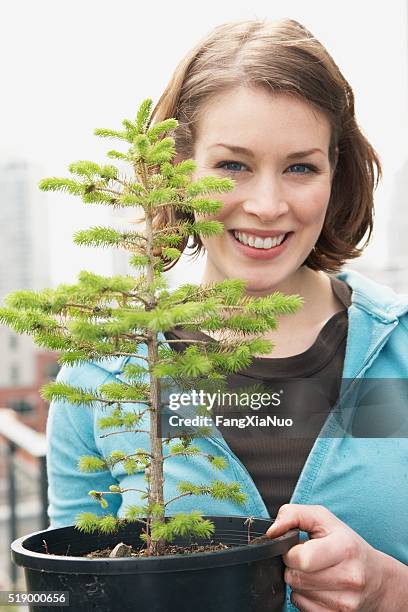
left=1, top=100, right=300, bottom=612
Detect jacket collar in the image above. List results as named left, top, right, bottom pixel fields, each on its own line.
left=337, top=268, right=407, bottom=379
left=337, top=268, right=408, bottom=322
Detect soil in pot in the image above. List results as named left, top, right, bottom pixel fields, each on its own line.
left=85, top=540, right=231, bottom=558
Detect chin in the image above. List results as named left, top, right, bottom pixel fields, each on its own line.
left=240, top=279, right=283, bottom=295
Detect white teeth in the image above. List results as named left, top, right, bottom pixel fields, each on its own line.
left=233, top=231, right=286, bottom=249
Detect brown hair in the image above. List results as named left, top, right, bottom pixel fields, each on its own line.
left=150, top=18, right=382, bottom=272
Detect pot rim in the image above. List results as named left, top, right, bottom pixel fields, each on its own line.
left=12, top=516, right=299, bottom=574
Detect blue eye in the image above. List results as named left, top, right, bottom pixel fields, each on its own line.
left=287, top=164, right=316, bottom=174
left=217, top=161, right=247, bottom=173
left=217, top=161, right=318, bottom=175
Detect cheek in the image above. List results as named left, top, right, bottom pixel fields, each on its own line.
left=213, top=193, right=237, bottom=220
left=294, top=185, right=331, bottom=225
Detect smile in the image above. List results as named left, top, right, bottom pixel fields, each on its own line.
left=227, top=229, right=292, bottom=260
left=232, top=230, right=287, bottom=249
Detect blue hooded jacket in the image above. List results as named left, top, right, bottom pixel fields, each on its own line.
left=47, top=269, right=408, bottom=611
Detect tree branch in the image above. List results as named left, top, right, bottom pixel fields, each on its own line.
left=114, top=352, right=150, bottom=361
left=164, top=488, right=211, bottom=508
left=158, top=338, right=210, bottom=345
left=99, top=428, right=150, bottom=439
left=108, top=450, right=153, bottom=467
left=164, top=491, right=193, bottom=507
left=163, top=450, right=211, bottom=461
left=97, top=398, right=151, bottom=407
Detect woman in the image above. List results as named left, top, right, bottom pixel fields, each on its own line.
left=48, top=19, right=408, bottom=610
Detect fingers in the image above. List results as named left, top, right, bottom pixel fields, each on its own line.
left=284, top=530, right=354, bottom=572
left=266, top=504, right=340, bottom=540
left=285, top=560, right=365, bottom=591
left=290, top=591, right=331, bottom=611
left=291, top=589, right=361, bottom=611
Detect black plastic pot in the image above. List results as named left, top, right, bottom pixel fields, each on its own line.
left=12, top=516, right=298, bottom=612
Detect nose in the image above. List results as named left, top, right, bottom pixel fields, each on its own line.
left=241, top=174, right=289, bottom=222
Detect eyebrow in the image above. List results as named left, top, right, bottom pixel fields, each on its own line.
left=209, top=143, right=325, bottom=159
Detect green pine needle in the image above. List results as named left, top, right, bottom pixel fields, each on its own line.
left=124, top=505, right=148, bottom=521
left=98, top=515, right=119, bottom=533
left=76, top=512, right=101, bottom=533
left=41, top=382, right=101, bottom=406
left=151, top=512, right=214, bottom=542
left=136, top=99, right=154, bottom=133
left=78, top=456, right=107, bottom=472
left=147, top=118, right=178, bottom=142
left=187, top=177, right=234, bottom=197
left=39, top=177, right=84, bottom=195
left=190, top=220, right=225, bottom=238
left=94, top=128, right=128, bottom=141
left=73, top=227, right=124, bottom=248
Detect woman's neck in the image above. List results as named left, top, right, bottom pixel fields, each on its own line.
left=200, top=266, right=337, bottom=315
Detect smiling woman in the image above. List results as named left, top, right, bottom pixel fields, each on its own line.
left=46, top=17, right=408, bottom=612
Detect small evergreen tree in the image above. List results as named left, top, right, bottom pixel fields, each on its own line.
left=0, top=100, right=302, bottom=556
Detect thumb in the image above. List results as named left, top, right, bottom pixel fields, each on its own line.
left=266, top=504, right=339, bottom=539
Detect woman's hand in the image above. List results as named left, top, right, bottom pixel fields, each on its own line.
left=266, top=504, right=408, bottom=611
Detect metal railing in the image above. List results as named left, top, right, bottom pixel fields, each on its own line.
left=0, top=409, right=47, bottom=587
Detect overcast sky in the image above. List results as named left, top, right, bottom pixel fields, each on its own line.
left=1, top=0, right=407, bottom=286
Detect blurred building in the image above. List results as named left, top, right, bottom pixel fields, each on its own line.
left=0, top=351, right=59, bottom=433
left=0, top=161, right=49, bottom=297
left=0, top=161, right=59, bottom=432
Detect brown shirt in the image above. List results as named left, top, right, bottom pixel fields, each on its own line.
left=164, top=276, right=352, bottom=517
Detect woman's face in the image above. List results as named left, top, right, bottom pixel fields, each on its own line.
left=192, top=87, right=337, bottom=295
